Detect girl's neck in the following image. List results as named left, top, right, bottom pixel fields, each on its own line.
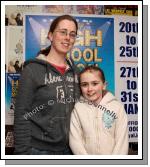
left=93, top=94, right=103, bottom=105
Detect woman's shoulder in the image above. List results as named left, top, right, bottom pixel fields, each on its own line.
left=23, top=57, right=47, bottom=68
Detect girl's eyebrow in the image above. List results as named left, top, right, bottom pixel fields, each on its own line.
left=80, top=82, right=88, bottom=84
left=80, top=80, right=102, bottom=82
left=80, top=81, right=102, bottom=84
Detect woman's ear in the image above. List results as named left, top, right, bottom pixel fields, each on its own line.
left=47, top=32, right=53, bottom=42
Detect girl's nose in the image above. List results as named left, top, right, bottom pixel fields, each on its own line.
left=87, top=84, right=93, bottom=91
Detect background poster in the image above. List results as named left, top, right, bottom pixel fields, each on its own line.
left=104, top=5, right=138, bottom=16
left=5, top=5, right=42, bottom=26
left=5, top=26, right=23, bottom=73
left=25, top=14, right=138, bottom=143
left=5, top=73, right=20, bottom=125
left=114, top=16, right=138, bottom=142
left=25, top=14, right=114, bottom=94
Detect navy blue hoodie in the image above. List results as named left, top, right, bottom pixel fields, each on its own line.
left=14, top=56, right=80, bottom=154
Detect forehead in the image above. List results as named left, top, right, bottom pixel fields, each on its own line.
left=57, top=19, right=76, bottom=30
left=80, top=71, right=102, bottom=81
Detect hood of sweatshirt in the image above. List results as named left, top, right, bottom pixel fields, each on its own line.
left=100, top=91, right=118, bottom=105
left=23, top=54, right=80, bottom=104
left=23, top=54, right=76, bottom=79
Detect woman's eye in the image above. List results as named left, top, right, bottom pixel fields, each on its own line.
left=70, top=33, right=76, bottom=38
left=60, top=30, right=66, bottom=35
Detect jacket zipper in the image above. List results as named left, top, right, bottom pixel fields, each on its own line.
left=61, top=73, right=70, bottom=145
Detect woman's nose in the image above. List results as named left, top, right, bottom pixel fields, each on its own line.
left=65, top=33, right=70, bottom=40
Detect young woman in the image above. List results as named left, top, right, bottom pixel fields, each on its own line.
left=69, top=66, right=128, bottom=155
left=14, top=15, right=80, bottom=155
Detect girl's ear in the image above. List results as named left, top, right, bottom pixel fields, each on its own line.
left=103, top=82, right=107, bottom=90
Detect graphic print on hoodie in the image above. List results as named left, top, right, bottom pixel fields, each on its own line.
left=14, top=55, right=80, bottom=154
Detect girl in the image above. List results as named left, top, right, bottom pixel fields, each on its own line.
left=69, top=65, right=128, bottom=155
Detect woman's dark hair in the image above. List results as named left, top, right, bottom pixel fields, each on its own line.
left=79, top=65, right=105, bottom=83
left=37, top=15, right=78, bottom=56
left=49, top=14, right=78, bottom=34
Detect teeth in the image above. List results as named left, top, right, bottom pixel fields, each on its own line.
left=88, top=93, right=95, bottom=96
left=63, top=43, right=69, bottom=46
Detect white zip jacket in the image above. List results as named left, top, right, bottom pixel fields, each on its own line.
left=69, top=92, right=128, bottom=155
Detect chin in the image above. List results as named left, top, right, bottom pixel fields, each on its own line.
left=89, top=97, right=99, bottom=103
left=88, top=98, right=96, bottom=102
left=60, top=49, right=69, bottom=54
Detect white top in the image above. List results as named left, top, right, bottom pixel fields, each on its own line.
left=69, top=92, right=128, bottom=155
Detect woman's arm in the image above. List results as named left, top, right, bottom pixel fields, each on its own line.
left=14, top=66, right=36, bottom=154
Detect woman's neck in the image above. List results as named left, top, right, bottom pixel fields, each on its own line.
left=47, top=50, right=67, bottom=66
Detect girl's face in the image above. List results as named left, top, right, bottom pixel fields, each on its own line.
left=80, top=71, right=106, bottom=104
left=48, top=19, right=77, bottom=55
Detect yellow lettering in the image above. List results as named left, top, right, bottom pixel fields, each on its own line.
left=126, top=10, right=132, bottom=15
left=83, top=48, right=93, bottom=62
left=71, top=48, right=82, bottom=61
left=70, top=48, right=102, bottom=64
left=11, top=80, right=19, bottom=97
left=75, top=31, right=84, bottom=46
left=94, top=48, right=102, bottom=62
left=85, top=30, right=102, bottom=46
left=76, top=63, right=85, bottom=69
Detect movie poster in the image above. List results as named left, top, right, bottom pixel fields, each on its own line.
left=5, top=5, right=42, bottom=26
left=25, top=14, right=114, bottom=94
left=104, top=5, right=138, bottom=16
left=42, top=5, right=104, bottom=15
left=5, top=125, right=14, bottom=148
left=114, top=16, right=138, bottom=142
left=5, top=73, right=20, bottom=125
left=5, top=26, right=24, bottom=73
left=24, top=14, right=138, bottom=143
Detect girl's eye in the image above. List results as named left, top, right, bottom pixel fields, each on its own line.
left=80, top=83, right=88, bottom=87
left=92, top=82, right=99, bottom=86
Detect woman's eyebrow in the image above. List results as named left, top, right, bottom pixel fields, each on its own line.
left=58, top=28, right=76, bottom=33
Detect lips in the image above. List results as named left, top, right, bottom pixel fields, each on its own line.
left=87, top=93, right=95, bottom=97
left=62, top=42, right=70, bottom=47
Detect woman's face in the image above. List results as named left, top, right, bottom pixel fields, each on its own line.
left=80, top=71, right=106, bottom=104
left=48, top=19, right=77, bottom=55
